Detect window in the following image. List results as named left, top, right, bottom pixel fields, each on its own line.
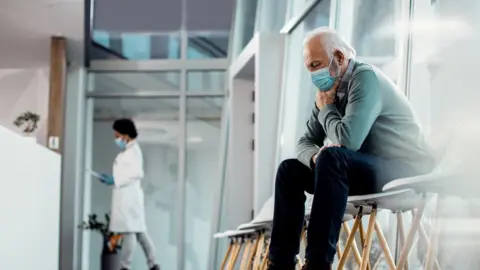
left=277, top=0, right=332, bottom=161
left=87, top=71, right=181, bottom=93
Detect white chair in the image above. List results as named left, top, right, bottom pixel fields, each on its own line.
left=214, top=229, right=257, bottom=270
left=305, top=201, right=371, bottom=268
left=338, top=189, right=426, bottom=270
left=383, top=171, right=474, bottom=270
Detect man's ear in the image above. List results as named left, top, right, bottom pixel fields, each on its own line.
left=334, top=50, right=345, bottom=66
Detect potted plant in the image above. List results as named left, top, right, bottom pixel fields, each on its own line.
left=79, top=214, right=123, bottom=270
left=13, top=111, right=40, bottom=141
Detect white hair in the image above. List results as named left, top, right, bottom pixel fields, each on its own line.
left=303, top=27, right=356, bottom=59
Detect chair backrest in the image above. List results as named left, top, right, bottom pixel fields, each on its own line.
left=251, top=196, right=274, bottom=223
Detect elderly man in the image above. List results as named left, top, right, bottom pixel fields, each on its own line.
left=267, top=27, right=435, bottom=270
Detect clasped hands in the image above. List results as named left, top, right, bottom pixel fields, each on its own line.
left=315, top=79, right=340, bottom=110
left=312, top=144, right=342, bottom=165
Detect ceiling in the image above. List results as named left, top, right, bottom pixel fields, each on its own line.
left=0, top=0, right=84, bottom=68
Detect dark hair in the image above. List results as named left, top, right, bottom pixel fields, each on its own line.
left=113, top=118, right=138, bottom=139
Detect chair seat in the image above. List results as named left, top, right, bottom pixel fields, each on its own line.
left=214, top=229, right=256, bottom=239
left=305, top=203, right=372, bottom=218
left=382, top=172, right=476, bottom=197
left=237, top=221, right=271, bottom=230
left=348, top=189, right=423, bottom=212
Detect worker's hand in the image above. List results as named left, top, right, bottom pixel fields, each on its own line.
left=312, top=144, right=342, bottom=165
left=100, top=174, right=115, bottom=186
left=316, top=80, right=339, bottom=109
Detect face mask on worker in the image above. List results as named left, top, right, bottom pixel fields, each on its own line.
left=310, top=56, right=340, bottom=91
left=115, top=137, right=127, bottom=149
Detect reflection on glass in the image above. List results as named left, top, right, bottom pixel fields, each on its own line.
left=254, top=0, right=288, bottom=32
left=187, top=71, right=226, bottom=93
left=187, top=33, right=229, bottom=59
left=150, top=33, right=181, bottom=59
left=185, top=97, right=224, bottom=270
left=122, top=33, right=151, bottom=60
left=303, top=0, right=331, bottom=31
left=89, top=97, right=180, bottom=270
left=277, top=0, right=331, bottom=162
left=87, top=71, right=181, bottom=92
left=186, top=0, right=233, bottom=58
left=231, top=0, right=259, bottom=57
left=92, top=0, right=182, bottom=59
left=407, top=2, right=480, bottom=266
left=90, top=32, right=181, bottom=60
left=348, top=0, right=398, bottom=57
left=93, top=30, right=110, bottom=48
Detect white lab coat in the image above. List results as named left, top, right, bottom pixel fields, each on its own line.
left=109, top=140, right=147, bottom=232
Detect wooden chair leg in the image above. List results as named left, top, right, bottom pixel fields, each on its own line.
left=229, top=237, right=244, bottom=270
left=374, top=221, right=396, bottom=270
left=253, top=232, right=266, bottom=269
left=226, top=238, right=239, bottom=270
left=360, top=206, right=377, bottom=270
left=336, top=225, right=344, bottom=261
left=416, top=217, right=441, bottom=270
left=338, top=213, right=363, bottom=269
left=246, top=233, right=261, bottom=270
left=342, top=221, right=363, bottom=266
left=220, top=239, right=234, bottom=270
left=260, top=238, right=271, bottom=270
left=239, top=238, right=253, bottom=269
left=425, top=196, right=443, bottom=270
left=359, top=220, right=372, bottom=270
left=396, top=197, right=428, bottom=270
left=396, top=212, right=408, bottom=270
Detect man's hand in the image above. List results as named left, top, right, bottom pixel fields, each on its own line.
left=316, top=80, right=340, bottom=109
left=312, top=144, right=342, bottom=165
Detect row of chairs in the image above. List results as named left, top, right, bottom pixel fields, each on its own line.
left=214, top=169, right=475, bottom=269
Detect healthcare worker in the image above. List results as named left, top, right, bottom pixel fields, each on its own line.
left=99, top=118, right=160, bottom=270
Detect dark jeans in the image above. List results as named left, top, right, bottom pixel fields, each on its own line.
left=269, top=147, right=423, bottom=267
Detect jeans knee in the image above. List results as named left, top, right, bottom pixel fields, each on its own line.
left=316, top=146, right=346, bottom=164
left=276, top=159, right=302, bottom=186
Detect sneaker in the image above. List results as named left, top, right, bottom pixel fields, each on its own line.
left=150, top=265, right=160, bottom=270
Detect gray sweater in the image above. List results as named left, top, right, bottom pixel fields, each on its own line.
left=297, top=59, right=435, bottom=173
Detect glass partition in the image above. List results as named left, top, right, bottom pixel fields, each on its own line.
left=407, top=0, right=480, bottom=266
left=186, top=71, right=226, bottom=93
left=89, top=0, right=234, bottom=61
left=184, top=97, right=224, bottom=270
left=230, top=0, right=259, bottom=57
left=277, top=0, right=332, bottom=162
left=87, top=97, right=181, bottom=270
left=87, top=71, right=181, bottom=93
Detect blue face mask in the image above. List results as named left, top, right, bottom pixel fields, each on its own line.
left=310, top=58, right=337, bottom=91
left=115, top=138, right=127, bottom=149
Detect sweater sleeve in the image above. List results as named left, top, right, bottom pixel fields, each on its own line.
left=317, top=70, right=382, bottom=151
left=296, top=104, right=326, bottom=167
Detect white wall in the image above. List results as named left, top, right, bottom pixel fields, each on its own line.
left=86, top=121, right=219, bottom=270
left=0, top=68, right=50, bottom=145
left=0, top=125, right=61, bottom=270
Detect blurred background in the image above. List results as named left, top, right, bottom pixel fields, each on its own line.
left=1, top=0, right=480, bottom=269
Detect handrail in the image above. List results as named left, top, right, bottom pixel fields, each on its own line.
left=91, top=41, right=128, bottom=59
left=196, top=36, right=228, bottom=57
